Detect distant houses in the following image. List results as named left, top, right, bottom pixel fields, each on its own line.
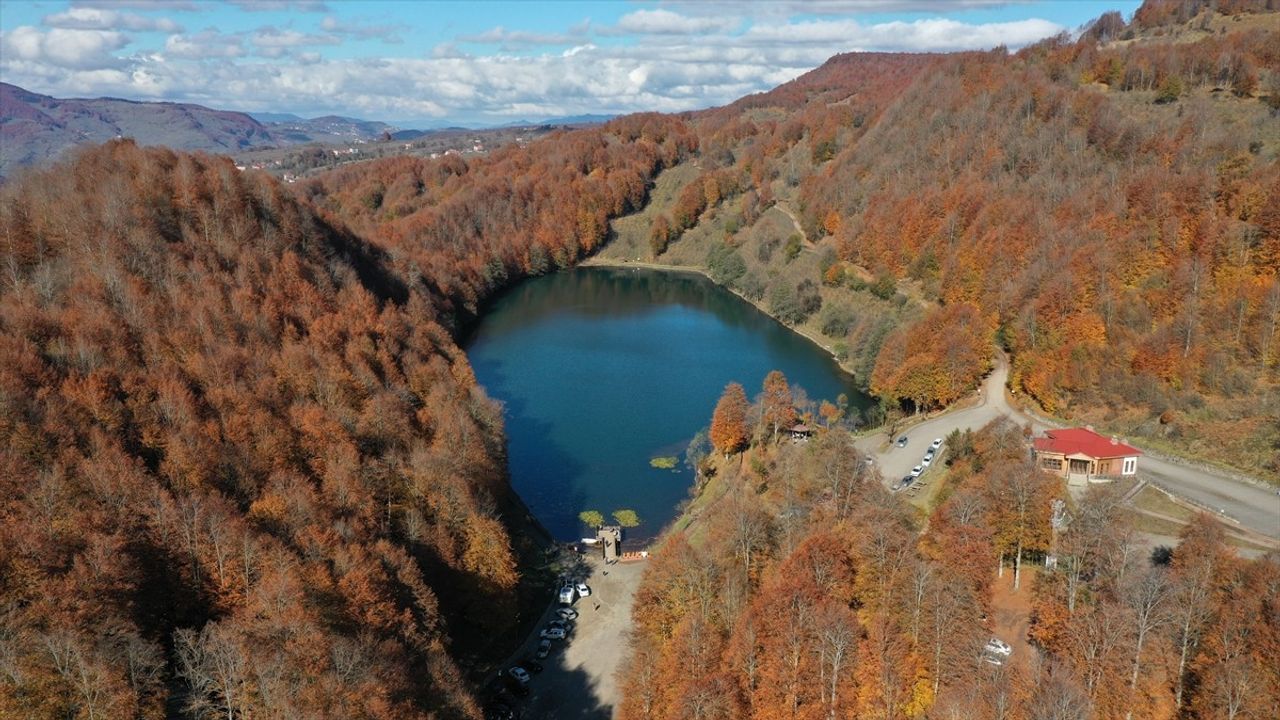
left=1032, top=427, right=1141, bottom=486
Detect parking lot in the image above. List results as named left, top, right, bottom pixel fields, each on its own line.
left=487, top=553, right=647, bottom=719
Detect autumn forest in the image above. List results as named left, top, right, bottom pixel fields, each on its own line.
left=1, top=0, right=1278, bottom=718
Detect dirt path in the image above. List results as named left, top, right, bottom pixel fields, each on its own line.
left=772, top=202, right=810, bottom=246
left=989, top=566, right=1038, bottom=671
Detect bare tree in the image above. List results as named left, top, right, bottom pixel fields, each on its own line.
left=175, top=623, right=251, bottom=720
left=1028, top=663, right=1093, bottom=720
left=1122, top=566, right=1171, bottom=720
left=814, top=602, right=858, bottom=720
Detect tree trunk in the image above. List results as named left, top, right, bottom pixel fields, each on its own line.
left=1014, top=542, right=1023, bottom=591
left=1175, top=620, right=1192, bottom=709
left=1125, top=626, right=1148, bottom=720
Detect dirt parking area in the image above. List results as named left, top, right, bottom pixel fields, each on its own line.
left=499, top=554, right=647, bottom=719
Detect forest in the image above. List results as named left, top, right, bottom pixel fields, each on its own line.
left=1, top=0, right=1277, bottom=717
left=602, top=0, right=1280, bottom=475
left=622, top=394, right=1279, bottom=720
left=0, top=113, right=694, bottom=718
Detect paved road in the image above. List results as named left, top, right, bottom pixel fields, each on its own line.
left=855, top=357, right=1280, bottom=539
left=855, top=361, right=1011, bottom=488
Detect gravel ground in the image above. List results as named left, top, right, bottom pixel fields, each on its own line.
left=500, top=554, right=647, bottom=719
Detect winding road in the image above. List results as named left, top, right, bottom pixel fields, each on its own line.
left=854, top=358, right=1280, bottom=540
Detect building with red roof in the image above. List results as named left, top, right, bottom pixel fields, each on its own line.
left=1033, top=427, right=1141, bottom=484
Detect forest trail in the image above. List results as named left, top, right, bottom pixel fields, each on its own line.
left=772, top=201, right=812, bottom=247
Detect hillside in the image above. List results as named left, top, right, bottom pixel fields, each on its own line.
left=599, top=7, right=1280, bottom=477
left=0, top=83, right=279, bottom=180
left=0, top=111, right=693, bottom=718
left=610, top=3, right=1280, bottom=719
left=1, top=0, right=1277, bottom=717
left=0, top=83, right=409, bottom=181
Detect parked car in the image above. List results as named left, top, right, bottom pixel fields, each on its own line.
left=558, top=584, right=575, bottom=604
left=899, top=476, right=914, bottom=489
left=576, top=582, right=591, bottom=597
left=520, top=658, right=543, bottom=673
left=536, top=639, right=551, bottom=658
left=540, top=627, right=566, bottom=640
left=985, top=637, right=1013, bottom=656
left=921, top=455, right=932, bottom=467
left=931, top=438, right=943, bottom=449
left=864, top=455, right=875, bottom=466
left=556, top=608, right=579, bottom=620
left=896, top=436, right=909, bottom=448
left=548, top=619, right=572, bottom=632
left=911, top=465, right=923, bottom=477
left=485, top=702, right=515, bottom=720
left=509, top=667, right=530, bottom=684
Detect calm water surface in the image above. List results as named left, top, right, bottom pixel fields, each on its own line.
left=465, top=267, right=869, bottom=544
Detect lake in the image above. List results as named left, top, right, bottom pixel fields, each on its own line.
left=465, top=266, right=869, bottom=544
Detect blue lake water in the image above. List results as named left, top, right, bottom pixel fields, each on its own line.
left=464, top=266, right=869, bottom=544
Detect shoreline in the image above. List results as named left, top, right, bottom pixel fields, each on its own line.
left=579, top=255, right=867, bottom=382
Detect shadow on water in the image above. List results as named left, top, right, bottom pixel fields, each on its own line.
left=468, top=352, right=591, bottom=527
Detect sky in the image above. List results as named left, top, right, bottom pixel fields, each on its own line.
left=0, top=0, right=1143, bottom=127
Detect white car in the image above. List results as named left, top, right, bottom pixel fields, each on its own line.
left=921, top=455, right=932, bottom=467
left=509, top=667, right=530, bottom=684
left=558, top=585, right=576, bottom=604
left=985, top=638, right=1013, bottom=657
left=576, top=582, right=591, bottom=598
left=931, top=438, right=943, bottom=450
left=910, top=465, right=923, bottom=477
left=540, top=627, right=567, bottom=640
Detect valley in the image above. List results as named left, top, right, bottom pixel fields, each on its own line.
left=1, top=1, right=1277, bottom=719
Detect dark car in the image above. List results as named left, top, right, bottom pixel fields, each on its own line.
left=900, top=476, right=914, bottom=488
left=895, top=436, right=909, bottom=447
left=485, top=703, right=515, bottom=720
left=506, top=680, right=529, bottom=698
left=519, top=658, right=544, bottom=674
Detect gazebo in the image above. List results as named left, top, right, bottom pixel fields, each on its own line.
left=790, top=423, right=813, bottom=443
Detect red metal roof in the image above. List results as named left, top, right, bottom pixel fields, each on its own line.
left=1032, top=428, right=1142, bottom=459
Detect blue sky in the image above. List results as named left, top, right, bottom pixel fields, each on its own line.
left=1, top=1, right=1142, bottom=126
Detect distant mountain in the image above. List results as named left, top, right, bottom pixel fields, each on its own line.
left=498, top=113, right=615, bottom=128
left=248, top=111, right=305, bottom=123
left=0, top=82, right=284, bottom=179
left=0, top=83, right=407, bottom=179
left=264, top=114, right=399, bottom=144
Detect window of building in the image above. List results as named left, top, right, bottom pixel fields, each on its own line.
left=1041, top=457, right=1062, bottom=470
left=1122, top=457, right=1137, bottom=475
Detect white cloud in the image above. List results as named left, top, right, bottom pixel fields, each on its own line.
left=741, top=17, right=1063, bottom=51
left=164, top=30, right=244, bottom=59
left=319, top=15, right=401, bottom=42
left=1, top=5, right=1069, bottom=124
left=778, top=0, right=1016, bottom=12
left=0, top=26, right=129, bottom=70
left=251, top=26, right=341, bottom=54
left=44, top=7, right=183, bottom=33
left=70, top=0, right=199, bottom=10
left=608, top=9, right=742, bottom=36
left=227, top=1, right=329, bottom=12
left=459, top=26, right=578, bottom=47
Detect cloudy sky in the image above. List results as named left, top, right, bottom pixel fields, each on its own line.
left=1, top=0, right=1140, bottom=126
